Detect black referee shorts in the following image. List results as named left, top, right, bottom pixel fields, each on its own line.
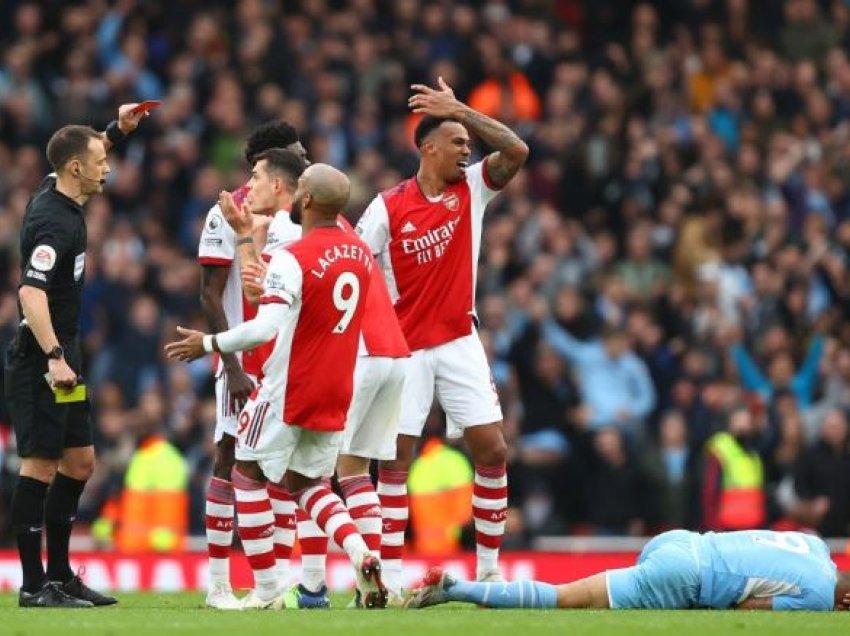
left=3, top=333, right=93, bottom=459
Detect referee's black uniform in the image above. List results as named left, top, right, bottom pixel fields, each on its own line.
left=5, top=175, right=92, bottom=457
left=6, top=119, right=134, bottom=609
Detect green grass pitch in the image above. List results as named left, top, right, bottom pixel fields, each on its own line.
left=0, top=592, right=845, bottom=635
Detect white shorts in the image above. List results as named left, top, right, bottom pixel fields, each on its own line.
left=234, top=396, right=341, bottom=483
left=399, top=330, right=503, bottom=439
left=213, top=371, right=258, bottom=443
left=340, top=356, right=407, bottom=460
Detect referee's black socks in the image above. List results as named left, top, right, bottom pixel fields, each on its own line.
left=45, top=472, right=87, bottom=583
left=10, top=476, right=49, bottom=592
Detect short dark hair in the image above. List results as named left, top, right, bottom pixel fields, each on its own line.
left=413, top=115, right=461, bottom=149
left=46, top=125, right=101, bottom=172
left=244, top=121, right=300, bottom=164
left=253, top=148, right=306, bottom=190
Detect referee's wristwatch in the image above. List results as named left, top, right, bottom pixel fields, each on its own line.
left=47, top=345, right=64, bottom=360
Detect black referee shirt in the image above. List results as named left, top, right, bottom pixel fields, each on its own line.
left=18, top=176, right=87, bottom=337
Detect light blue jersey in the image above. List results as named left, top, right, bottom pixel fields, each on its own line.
left=697, top=530, right=837, bottom=610
left=607, top=530, right=837, bottom=611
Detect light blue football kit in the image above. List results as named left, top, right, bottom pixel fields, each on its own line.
left=607, top=529, right=837, bottom=610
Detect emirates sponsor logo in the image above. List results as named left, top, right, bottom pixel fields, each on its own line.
left=400, top=216, right=460, bottom=265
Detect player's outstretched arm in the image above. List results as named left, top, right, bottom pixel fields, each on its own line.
left=409, top=77, right=529, bottom=189
left=165, top=302, right=286, bottom=362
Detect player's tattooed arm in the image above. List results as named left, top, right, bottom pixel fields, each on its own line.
left=409, top=76, right=529, bottom=189
left=457, top=107, right=529, bottom=188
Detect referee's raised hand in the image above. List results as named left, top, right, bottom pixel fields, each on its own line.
left=117, top=103, right=149, bottom=135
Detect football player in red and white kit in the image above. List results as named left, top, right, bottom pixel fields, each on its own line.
left=198, top=122, right=307, bottom=609
left=222, top=149, right=339, bottom=608
left=169, top=164, right=388, bottom=610
left=237, top=163, right=411, bottom=606
left=356, top=78, right=528, bottom=584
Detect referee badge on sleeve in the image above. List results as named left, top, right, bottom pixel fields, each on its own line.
left=30, top=245, right=56, bottom=271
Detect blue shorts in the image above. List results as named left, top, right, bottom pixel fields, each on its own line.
left=606, top=530, right=701, bottom=609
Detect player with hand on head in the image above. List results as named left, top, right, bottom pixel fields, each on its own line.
left=356, top=76, right=528, bottom=592
left=168, top=164, right=388, bottom=610
left=198, top=122, right=308, bottom=610
left=405, top=529, right=850, bottom=612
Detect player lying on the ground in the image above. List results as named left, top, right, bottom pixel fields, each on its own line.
left=405, top=530, right=850, bottom=611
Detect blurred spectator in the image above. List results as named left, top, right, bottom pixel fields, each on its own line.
left=790, top=408, right=850, bottom=536
left=702, top=405, right=767, bottom=531
left=542, top=318, right=656, bottom=437
left=729, top=329, right=824, bottom=409
left=407, top=417, right=473, bottom=555
left=92, top=389, right=188, bottom=552
left=643, top=410, right=697, bottom=531
left=583, top=428, right=649, bottom=536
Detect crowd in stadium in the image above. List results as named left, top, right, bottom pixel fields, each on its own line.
left=1, top=0, right=850, bottom=548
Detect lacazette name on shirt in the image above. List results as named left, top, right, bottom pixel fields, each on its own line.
left=307, top=242, right=373, bottom=280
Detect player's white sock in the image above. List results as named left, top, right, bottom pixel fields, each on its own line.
left=377, top=468, right=408, bottom=595
left=296, top=507, right=328, bottom=592
left=268, top=482, right=296, bottom=583
left=297, top=483, right=368, bottom=567
left=231, top=469, right=278, bottom=600
left=205, top=477, right=234, bottom=586
left=473, top=464, right=507, bottom=580
left=340, top=474, right=382, bottom=555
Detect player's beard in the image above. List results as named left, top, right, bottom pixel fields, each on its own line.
left=290, top=196, right=303, bottom=225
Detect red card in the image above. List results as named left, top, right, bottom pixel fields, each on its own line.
left=130, top=100, right=162, bottom=115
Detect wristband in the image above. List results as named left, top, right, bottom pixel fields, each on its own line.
left=105, top=120, right=126, bottom=145
left=202, top=335, right=214, bottom=353
left=236, top=236, right=254, bottom=246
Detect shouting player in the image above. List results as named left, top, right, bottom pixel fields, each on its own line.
left=356, top=77, right=528, bottom=589
left=198, top=122, right=307, bottom=609
left=406, top=530, right=850, bottom=612
left=168, top=164, right=388, bottom=610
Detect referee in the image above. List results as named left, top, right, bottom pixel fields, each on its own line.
left=5, top=105, right=146, bottom=607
